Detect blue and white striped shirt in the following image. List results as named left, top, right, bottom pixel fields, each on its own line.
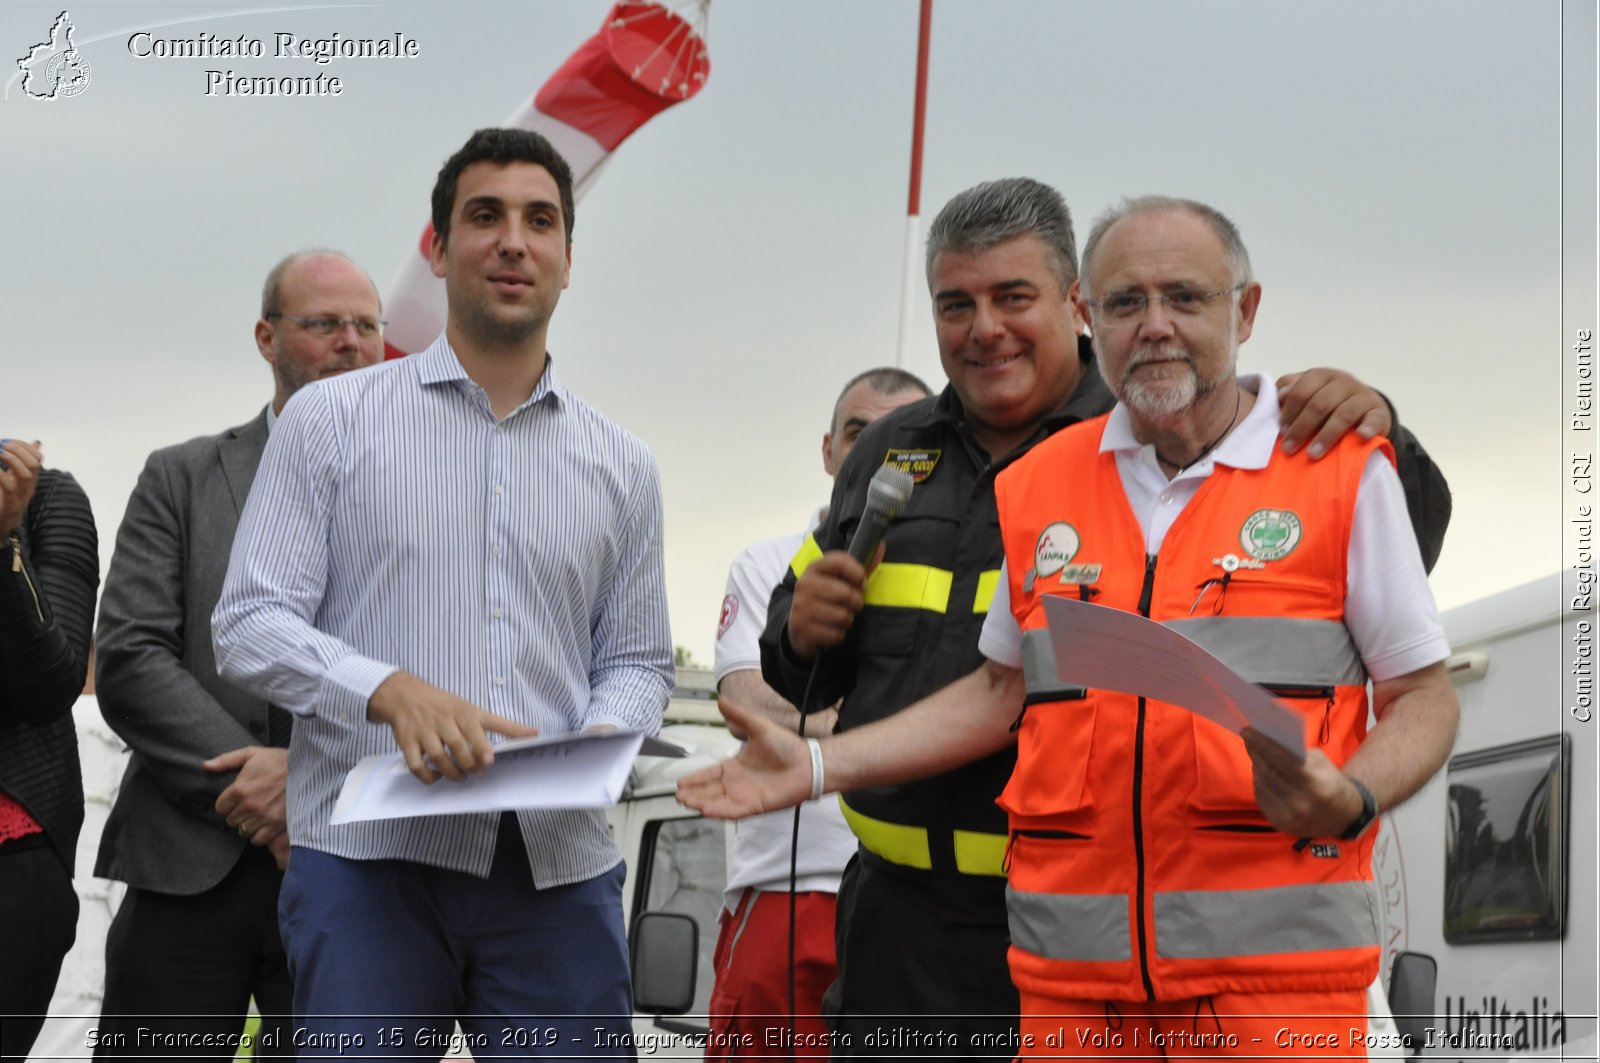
left=213, top=337, right=673, bottom=884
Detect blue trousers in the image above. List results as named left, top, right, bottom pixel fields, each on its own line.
left=278, top=814, right=635, bottom=1061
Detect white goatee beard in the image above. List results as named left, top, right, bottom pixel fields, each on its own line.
left=1106, top=326, right=1239, bottom=422
left=1113, top=344, right=1217, bottom=419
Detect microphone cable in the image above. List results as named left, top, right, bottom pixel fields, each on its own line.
left=780, top=464, right=913, bottom=1059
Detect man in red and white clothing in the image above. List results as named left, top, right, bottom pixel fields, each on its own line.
left=708, top=367, right=928, bottom=1059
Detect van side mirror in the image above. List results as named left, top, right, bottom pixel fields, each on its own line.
left=631, top=911, right=699, bottom=1016
left=1387, top=951, right=1437, bottom=1055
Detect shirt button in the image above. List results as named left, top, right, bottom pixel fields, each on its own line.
left=1159, top=491, right=1172, bottom=504
left=495, top=676, right=506, bottom=687
left=492, top=607, right=503, bottom=620
left=493, top=484, right=504, bottom=496
left=491, top=544, right=501, bottom=558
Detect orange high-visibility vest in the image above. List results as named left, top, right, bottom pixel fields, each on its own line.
left=992, top=414, right=1393, bottom=1003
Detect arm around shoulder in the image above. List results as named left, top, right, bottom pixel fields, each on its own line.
left=1384, top=418, right=1452, bottom=574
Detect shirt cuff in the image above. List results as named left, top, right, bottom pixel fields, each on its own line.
left=319, top=654, right=400, bottom=727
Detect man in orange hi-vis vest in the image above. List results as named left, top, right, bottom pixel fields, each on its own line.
left=680, top=195, right=1460, bottom=1059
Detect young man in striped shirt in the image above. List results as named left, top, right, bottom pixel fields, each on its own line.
left=214, top=128, right=674, bottom=1057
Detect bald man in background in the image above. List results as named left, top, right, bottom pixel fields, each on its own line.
left=94, top=250, right=385, bottom=1058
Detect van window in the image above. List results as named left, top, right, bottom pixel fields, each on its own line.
left=637, top=816, right=726, bottom=1016
left=1443, top=734, right=1569, bottom=943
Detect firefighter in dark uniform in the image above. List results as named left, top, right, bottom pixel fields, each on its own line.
left=759, top=177, right=1452, bottom=1058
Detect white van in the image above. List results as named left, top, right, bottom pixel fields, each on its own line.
left=1377, top=570, right=1597, bottom=1059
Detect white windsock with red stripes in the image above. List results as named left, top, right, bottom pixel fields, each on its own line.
left=383, top=0, right=710, bottom=358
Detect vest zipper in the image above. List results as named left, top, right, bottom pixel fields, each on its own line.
left=1132, top=553, right=1157, bottom=1000
left=9, top=533, right=45, bottom=626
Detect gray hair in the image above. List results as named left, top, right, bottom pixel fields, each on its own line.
left=1079, top=196, right=1253, bottom=299
left=924, top=178, right=1078, bottom=294
left=260, top=249, right=375, bottom=318
left=830, top=367, right=932, bottom=433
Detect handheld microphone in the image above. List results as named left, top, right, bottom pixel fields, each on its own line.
left=846, top=465, right=915, bottom=564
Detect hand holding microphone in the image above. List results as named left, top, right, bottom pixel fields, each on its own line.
left=786, top=465, right=914, bottom=659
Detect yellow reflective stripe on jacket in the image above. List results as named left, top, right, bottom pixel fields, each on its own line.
left=972, top=569, right=1001, bottom=614
left=840, top=797, right=1007, bottom=877
left=788, top=550, right=995, bottom=619
left=788, top=534, right=823, bottom=581
left=863, top=563, right=952, bottom=612
left=839, top=796, right=931, bottom=869
left=790, top=550, right=998, bottom=617
left=953, top=828, right=1008, bottom=877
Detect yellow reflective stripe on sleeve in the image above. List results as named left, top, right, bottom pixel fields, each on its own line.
left=953, top=828, right=1009, bottom=877
left=788, top=534, right=823, bottom=581
left=838, top=796, right=932, bottom=870
left=972, top=569, right=1001, bottom=614
left=863, top=563, right=953, bottom=613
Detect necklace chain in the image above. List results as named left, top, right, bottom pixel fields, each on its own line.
left=1154, top=387, right=1244, bottom=474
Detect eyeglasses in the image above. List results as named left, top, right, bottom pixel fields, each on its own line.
left=266, top=313, right=385, bottom=338
left=1084, top=284, right=1245, bottom=323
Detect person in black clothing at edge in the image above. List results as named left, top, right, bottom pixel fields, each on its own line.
left=0, top=438, right=99, bottom=1062
left=758, top=178, right=1451, bottom=1060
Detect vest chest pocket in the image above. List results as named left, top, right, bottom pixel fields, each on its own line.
left=1188, top=685, right=1334, bottom=819
left=1188, top=567, right=1338, bottom=619
left=1188, top=714, right=1265, bottom=818
left=999, top=695, right=1097, bottom=821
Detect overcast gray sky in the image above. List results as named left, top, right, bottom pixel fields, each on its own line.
left=3, top=0, right=1594, bottom=664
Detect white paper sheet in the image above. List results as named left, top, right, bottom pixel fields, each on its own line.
left=1041, top=596, right=1307, bottom=756
left=330, top=731, right=687, bottom=824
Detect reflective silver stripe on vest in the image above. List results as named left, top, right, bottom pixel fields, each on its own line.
left=1154, top=880, right=1381, bottom=959
left=1165, top=617, right=1366, bottom=688
left=1007, top=886, right=1131, bottom=962
left=1020, top=628, right=1087, bottom=700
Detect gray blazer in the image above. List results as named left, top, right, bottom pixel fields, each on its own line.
left=94, top=411, right=274, bottom=895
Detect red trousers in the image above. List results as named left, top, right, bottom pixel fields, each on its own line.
left=705, top=889, right=840, bottom=1061
left=1017, top=989, right=1370, bottom=1060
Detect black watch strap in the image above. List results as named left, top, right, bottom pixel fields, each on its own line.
left=1339, top=777, right=1378, bottom=840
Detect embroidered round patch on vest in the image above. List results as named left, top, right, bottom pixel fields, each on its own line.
left=1034, top=522, right=1081, bottom=578
left=1240, top=509, right=1303, bottom=562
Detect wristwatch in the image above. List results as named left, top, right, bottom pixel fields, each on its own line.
left=1339, top=777, right=1379, bottom=840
